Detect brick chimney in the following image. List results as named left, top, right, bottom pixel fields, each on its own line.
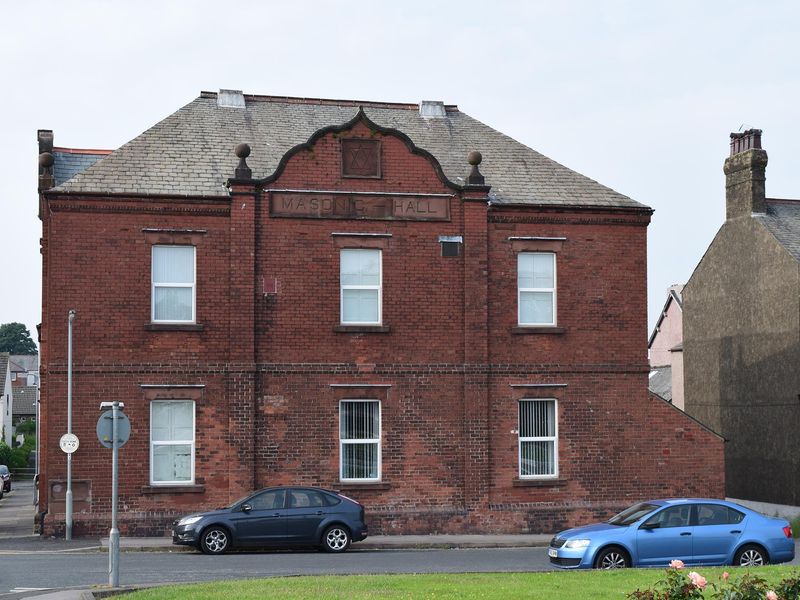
left=724, top=129, right=767, bottom=219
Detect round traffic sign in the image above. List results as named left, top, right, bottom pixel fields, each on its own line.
left=59, top=433, right=80, bottom=454
left=96, top=410, right=131, bottom=449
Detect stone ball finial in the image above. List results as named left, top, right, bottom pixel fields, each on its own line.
left=235, top=143, right=251, bottom=159
left=39, top=152, right=55, bottom=168
left=467, top=150, right=482, bottom=166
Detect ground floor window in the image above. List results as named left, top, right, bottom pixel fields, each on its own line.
left=340, top=399, right=380, bottom=481
left=150, top=400, right=195, bottom=485
left=519, top=398, right=557, bottom=478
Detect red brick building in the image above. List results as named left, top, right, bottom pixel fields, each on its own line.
left=36, top=90, right=724, bottom=537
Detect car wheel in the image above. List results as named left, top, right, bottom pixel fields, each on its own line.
left=595, top=547, right=630, bottom=569
left=200, top=526, right=230, bottom=555
left=734, top=544, right=768, bottom=567
left=322, top=525, right=351, bottom=553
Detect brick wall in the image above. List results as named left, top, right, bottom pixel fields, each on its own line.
left=38, top=119, right=724, bottom=537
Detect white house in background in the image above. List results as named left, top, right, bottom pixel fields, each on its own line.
left=0, top=353, right=14, bottom=445
left=648, top=285, right=685, bottom=409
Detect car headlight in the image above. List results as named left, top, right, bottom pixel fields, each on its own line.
left=178, top=515, right=203, bottom=526
left=564, top=538, right=591, bottom=549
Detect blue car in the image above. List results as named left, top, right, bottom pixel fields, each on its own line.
left=548, top=499, right=794, bottom=569
left=172, top=486, right=368, bottom=554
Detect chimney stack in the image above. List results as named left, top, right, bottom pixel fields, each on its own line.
left=724, top=128, right=767, bottom=219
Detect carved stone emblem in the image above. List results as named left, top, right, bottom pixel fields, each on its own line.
left=342, top=138, right=381, bottom=178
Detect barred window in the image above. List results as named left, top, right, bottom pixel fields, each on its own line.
left=340, top=400, right=381, bottom=481
left=519, top=399, right=558, bottom=478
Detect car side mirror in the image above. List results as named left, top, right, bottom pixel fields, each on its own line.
left=241, top=503, right=252, bottom=513
left=640, top=522, right=660, bottom=530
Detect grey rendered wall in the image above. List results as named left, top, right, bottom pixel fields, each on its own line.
left=684, top=218, right=800, bottom=505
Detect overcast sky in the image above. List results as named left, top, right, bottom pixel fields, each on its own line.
left=2, top=0, right=798, bottom=349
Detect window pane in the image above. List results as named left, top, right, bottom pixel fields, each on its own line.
left=517, top=253, right=535, bottom=288
left=342, top=289, right=379, bottom=323
left=519, top=291, right=554, bottom=324
left=520, top=441, right=555, bottom=476
left=153, top=444, right=192, bottom=482
left=152, top=401, right=193, bottom=442
left=341, top=249, right=380, bottom=286
left=250, top=490, right=285, bottom=510
left=153, top=246, right=194, bottom=284
left=520, top=400, right=555, bottom=437
left=342, top=442, right=378, bottom=479
left=154, top=287, right=193, bottom=321
left=532, top=253, right=554, bottom=287
left=341, top=401, right=379, bottom=439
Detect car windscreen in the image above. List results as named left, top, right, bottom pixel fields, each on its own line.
left=608, top=502, right=660, bottom=526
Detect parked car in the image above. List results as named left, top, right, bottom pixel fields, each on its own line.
left=172, top=486, right=368, bottom=554
left=0, top=465, right=11, bottom=494
left=548, top=498, right=794, bottom=569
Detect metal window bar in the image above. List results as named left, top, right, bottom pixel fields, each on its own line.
left=518, top=399, right=557, bottom=478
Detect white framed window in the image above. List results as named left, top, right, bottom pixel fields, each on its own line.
left=150, top=400, right=195, bottom=485
left=152, top=245, right=196, bottom=323
left=518, top=252, right=556, bottom=326
left=340, top=248, right=382, bottom=325
left=339, top=399, right=381, bottom=481
left=519, top=399, right=558, bottom=478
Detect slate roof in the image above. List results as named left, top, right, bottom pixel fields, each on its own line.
left=12, top=386, right=36, bottom=416
left=9, top=355, right=38, bottom=373
left=53, top=151, right=108, bottom=187
left=757, top=200, right=800, bottom=261
left=51, top=92, right=647, bottom=209
left=648, top=366, right=672, bottom=402
left=0, top=354, right=8, bottom=397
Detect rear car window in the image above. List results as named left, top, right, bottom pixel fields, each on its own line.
left=323, top=493, right=342, bottom=507
left=696, top=504, right=745, bottom=526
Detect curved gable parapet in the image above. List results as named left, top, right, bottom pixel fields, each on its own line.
left=253, top=107, right=464, bottom=192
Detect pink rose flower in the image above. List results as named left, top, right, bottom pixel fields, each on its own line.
left=688, top=571, right=707, bottom=589
left=766, top=592, right=778, bottom=600
left=669, top=559, right=685, bottom=569
left=722, top=571, right=729, bottom=581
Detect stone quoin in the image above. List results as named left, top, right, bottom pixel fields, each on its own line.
left=36, top=90, right=724, bottom=537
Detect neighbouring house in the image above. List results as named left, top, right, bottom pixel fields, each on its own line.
left=0, top=353, right=13, bottom=446
left=12, top=386, right=37, bottom=427
left=10, top=355, right=39, bottom=388
left=648, top=285, right=685, bottom=408
left=683, top=129, right=800, bottom=506
left=37, top=90, right=725, bottom=537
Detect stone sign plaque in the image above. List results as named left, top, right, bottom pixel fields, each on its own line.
left=270, top=191, right=450, bottom=222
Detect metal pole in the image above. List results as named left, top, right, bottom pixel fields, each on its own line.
left=66, top=310, right=75, bottom=540
left=109, top=401, right=120, bottom=587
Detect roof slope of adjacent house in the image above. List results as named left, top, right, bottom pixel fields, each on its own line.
left=50, top=91, right=648, bottom=210
left=757, top=200, right=800, bottom=261
left=0, top=354, right=8, bottom=397
left=12, top=387, right=36, bottom=417
left=648, top=366, right=673, bottom=402
left=53, top=149, right=110, bottom=187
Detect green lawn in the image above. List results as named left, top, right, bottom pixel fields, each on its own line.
left=115, top=567, right=800, bottom=599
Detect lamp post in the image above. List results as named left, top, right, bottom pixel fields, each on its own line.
left=66, top=309, right=75, bottom=540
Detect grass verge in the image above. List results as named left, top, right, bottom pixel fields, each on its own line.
left=115, top=567, right=800, bottom=600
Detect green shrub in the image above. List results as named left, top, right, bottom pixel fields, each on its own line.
left=0, top=440, right=11, bottom=465
left=15, top=420, right=35, bottom=435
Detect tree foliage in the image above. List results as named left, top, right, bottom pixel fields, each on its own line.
left=0, top=322, right=37, bottom=354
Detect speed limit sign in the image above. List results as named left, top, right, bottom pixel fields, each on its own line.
left=59, top=433, right=80, bottom=454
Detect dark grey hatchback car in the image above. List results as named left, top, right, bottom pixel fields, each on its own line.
left=172, top=486, right=368, bottom=554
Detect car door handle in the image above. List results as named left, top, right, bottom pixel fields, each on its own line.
left=272, top=512, right=281, bottom=517
left=316, top=511, right=324, bottom=515
left=680, top=532, right=692, bottom=536
left=730, top=530, right=741, bottom=534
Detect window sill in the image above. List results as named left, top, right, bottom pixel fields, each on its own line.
left=512, top=326, right=565, bottom=335
left=336, top=482, right=391, bottom=491
left=333, top=325, right=391, bottom=334
left=145, top=323, right=204, bottom=332
left=141, top=484, right=205, bottom=494
left=512, top=478, right=567, bottom=488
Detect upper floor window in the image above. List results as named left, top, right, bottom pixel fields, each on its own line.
left=150, top=399, right=195, bottom=485
left=340, top=249, right=382, bottom=325
left=518, top=252, right=556, bottom=326
left=152, top=245, right=195, bottom=323
left=519, top=399, right=558, bottom=478
left=340, top=399, right=381, bottom=481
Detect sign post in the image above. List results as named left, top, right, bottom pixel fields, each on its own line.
left=96, top=403, right=130, bottom=588
left=66, top=309, right=76, bottom=540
